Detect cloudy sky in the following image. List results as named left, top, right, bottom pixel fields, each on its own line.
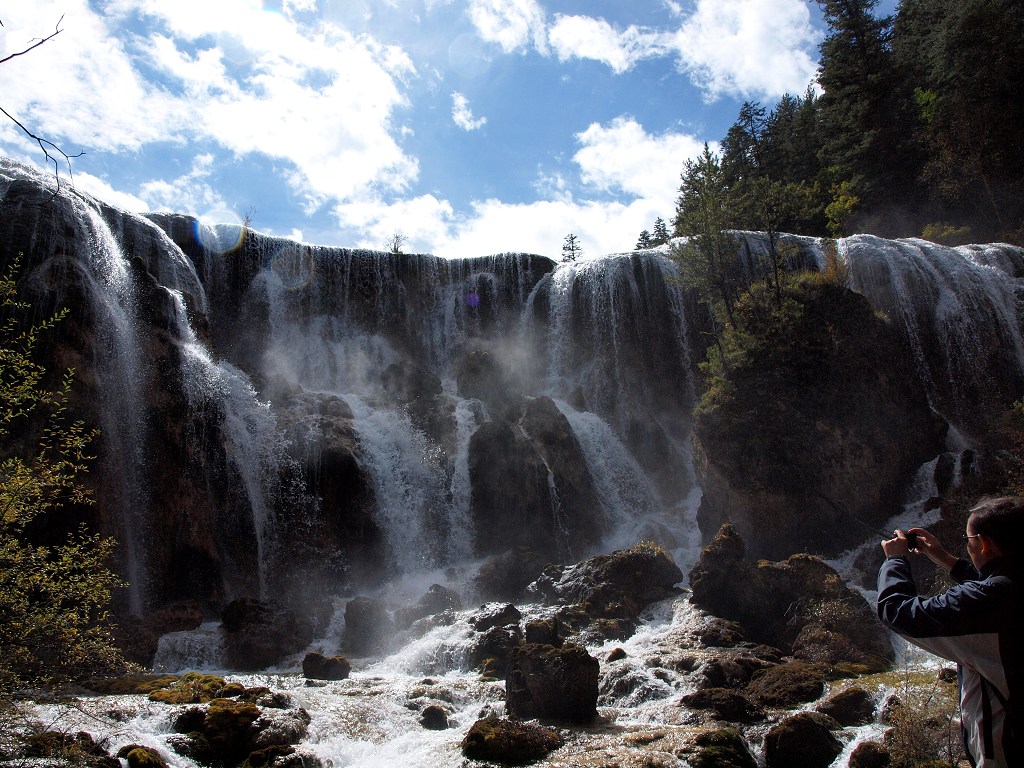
left=0, top=0, right=894, bottom=259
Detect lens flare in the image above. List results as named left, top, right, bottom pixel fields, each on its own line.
left=465, top=291, right=480, bottom=309
left=271, top=244, right=315, bottom=290
left=196, top=209, right=246, bottom=254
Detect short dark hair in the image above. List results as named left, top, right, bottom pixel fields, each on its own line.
left=969, top=496, right=1024, bottom=555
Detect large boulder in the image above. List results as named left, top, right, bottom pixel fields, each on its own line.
left=692, top=280, right=946, bottom=561
left=467, top=420, right=559, bottom=559
left=688, top=524, right=893, bottom=669
left=474, top=546, right=551, bottom=601
left=221, top=598, right=318, bottom=671
left=301, top=652, right=351, bottom=681
left=519, top=395, right=605, bottom=556
left=342, top=596, right=394, bottom=657
left=506, top=642, right=599, bottom=722
left=764, top=711, right=843, bottom=768
left=526, top=541, right=683, bottom=625
left=461, top=717, right=563, bottom=764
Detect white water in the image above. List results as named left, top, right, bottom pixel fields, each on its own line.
left=170, top=289, right=287, bottom=598
left=74, top=199, right=151, bottom=615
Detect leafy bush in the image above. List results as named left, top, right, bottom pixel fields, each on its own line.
left=0, top=256, right=125, bottom=691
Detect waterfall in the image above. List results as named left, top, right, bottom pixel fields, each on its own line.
left=169, top=289, right=286, bottom=599
left=842, top=235, right=1024, bottom=430
left=74, top=198, right=151, bottom=615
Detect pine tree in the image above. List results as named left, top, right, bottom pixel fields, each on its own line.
left=561, top=233, right=582, bottom=262
left=635, top=230, right=654, bottom=250
left=671, top=145, right=741, bottom=332
left=651, top=218, right=670, bottom=246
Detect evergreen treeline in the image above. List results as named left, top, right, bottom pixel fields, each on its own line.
left=665, top=0, right=1024, bottom=247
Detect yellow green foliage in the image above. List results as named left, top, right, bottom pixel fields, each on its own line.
left=921, top=222, right=973, bottom=246
left=148, top=672, right=231, bottom=704
left=0, top=256, right=125, bottom=690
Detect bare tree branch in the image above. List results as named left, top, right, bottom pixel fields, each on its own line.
left=0, top=106, right=84, bottom=190
left=0, top=15, right=64, bottom=65
left=1, top=15, right=82, bottom=195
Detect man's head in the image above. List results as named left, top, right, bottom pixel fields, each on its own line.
left=967, top=496, right=1024, bottom=566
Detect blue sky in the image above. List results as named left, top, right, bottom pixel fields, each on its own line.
left=0, top=0, right=896, bottom=258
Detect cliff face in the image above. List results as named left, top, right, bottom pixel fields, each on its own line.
left=692, top=279, right=947, bottom=560
left=3, top=157, right=1023, bottom=618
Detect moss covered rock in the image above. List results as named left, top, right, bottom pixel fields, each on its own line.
left=764, top=711, right=843, bottom=768
left=203, top=698, right=262, bottom=761
left=148, top=672, right=233, bottom=704
left=686, top=728, right=757, bottom=768
left=461, top=717, right=563, bottom=764
left=506, top=642, right=599, bottom=722
left=116, top=745, right=169, bottom=768
left=745, top=661, right=826, bottom=708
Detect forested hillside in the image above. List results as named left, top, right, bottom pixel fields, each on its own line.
left=670, top=0, right=1024, bottom=246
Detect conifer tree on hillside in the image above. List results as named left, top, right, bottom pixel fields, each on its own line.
left=635, top=230, right=654, bottom=250
left=561, top=233, right=582, bottom=262
left=651, top=218, right=671, bottom=246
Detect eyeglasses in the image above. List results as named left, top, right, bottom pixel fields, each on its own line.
left=964, top=533, right=980, bottom=541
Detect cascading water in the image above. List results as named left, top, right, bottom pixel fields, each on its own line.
left=7, top=159, right=1024, bottom=768
left=73, top=197, right=152, bottom=615
left=842, top=235, right=1024, bottom=431
left=168, top=289, right=287, bottom=598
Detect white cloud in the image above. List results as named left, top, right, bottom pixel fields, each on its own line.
left=0, top=0, right=421, bottom=211
left=467, top=0, right=548, bottom=54
left=670, top=0, right=821, bottom=99
left=138, top=154, right=228, bottom=214
left=74, top=172, right=149, bottom=212
left=574, top=116, right=708, bottom=202
left=451, top=92, right=487, bottom=131
left=548, top=15, right=665, bottom=74
left=335, top=193, right=457, bottom=253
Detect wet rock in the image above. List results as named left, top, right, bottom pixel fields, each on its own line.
left=166, top=732, right=214, bottom=763
left=689, top=525, right=893, bottom=668
left=301, top=652, right=351, bottom=681
left=520, top=395, right=605, bottom=556
left=745, top=661, right=827, bottom=708
left=145, top=600, right=204, bottom=636
left=506, top=642, right=599, bottom=722
left=419, top=704, right=450, bottom=730
left=526, top=541, right=683, bottom=628
left=242, top=744, right=296, bottom=768
left=691, top=279, right=946, bottom=561
left=172, top=706, right=207, bottom=734
left=221, top=598, right=317, bottom=671
left=849, top=740, right=892, bottom=768
left=203, top=698, right=262, bottom=763
left=815, top=685, right=877, bottom=726
left=474, top=546, right=551, bottom=602
left=468, top=420, right=559, bottom=559
left=606, top=647, right=627, bottom=663
left=679, top=688, right=766, bottom=724
left=467, top=623, right=524, bottom=679
left=764, top=711, right=843, bottom=768
left=23, top=731, right=119, bottom=768
left=523, top=618, right=562, bottom=646
left=461, top=717, right=563, bottom=764
left=395, top=584, right=462, bottom=629
left=116, top=745, right=168, bottom=768
left=684, top=728, right=758, bottom=768
left=343, top=596, right=394, bottom=657
left=468, top=603, right=522, bottom=631
left=249, top=708, right=312, bottom=750
left=692, top=618, right=746, bottom=648
left=693, top=651, right=778, bottom=690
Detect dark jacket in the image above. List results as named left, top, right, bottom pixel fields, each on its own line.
left=877, top=555, right=1021, bottom=767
